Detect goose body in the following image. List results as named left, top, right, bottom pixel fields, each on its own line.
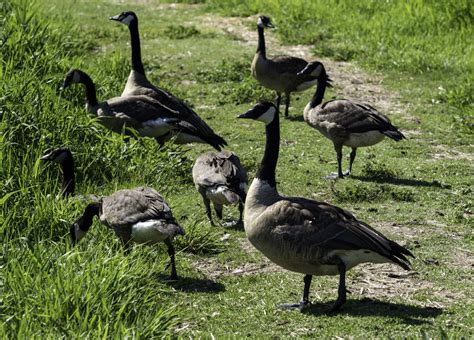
left=251, top=16, right=318, bottom=117
left=62, top=69, right=222, bottom=146
left=298, top=62, right=405, bottom=178
left=71, top=187, right=184, bottom=279
left=110, top=11, right=226, bottom=150
left=238, top=102, right=413, bottom=311
left=192, top=151, right=248, bottom=225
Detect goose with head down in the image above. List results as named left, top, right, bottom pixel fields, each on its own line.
left=109, top=11, right=226, bottom=150
left=237, top=101, right=413, bottom=311
left=62, top=69, right=224, bottom=148
left=71, top=187, right=185, bottom=280
left=192, top=151, right=247, bottom=226
left=298, top=61, right=406, bottom=179
left=251, top=15, right=318, bottom=118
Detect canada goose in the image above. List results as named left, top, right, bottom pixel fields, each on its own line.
left=71, top=187, right=185, bottom=280
left=192, top=151, right=248, bottom=226
left=40, top=148, right=75, bottom=197
left=62, top=69, right=225, bottom=149
left=251, top=15, right=318, bottom=117
left=298, top=61, right=406, bottom=179
left=109, top=11, right=227, bottom=149
left=237, top=102, right=413, bottom=311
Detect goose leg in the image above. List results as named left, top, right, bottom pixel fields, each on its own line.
left=326, top=145, right=345, bottom=179
left=330, top=261, right=347, bottom=312
left=200, top=195, right=214, bottom=225
left=214, top=203, right=223, bottom=220
left=343, top=148, right=357, bottom=176
left=164, top=238, right=178, bottom=280
left=279, top=274, right=313, bottom=311
left=284, top=94, right=290, bottom=117
left=238, top=201, right=244, bottom=224
left=276, top=92, right=282, bottom=113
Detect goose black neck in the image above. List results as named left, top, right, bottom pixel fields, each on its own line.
left=256, top=112, right=279, bottom=188
left=81, top=202, right=101, bottom=231
left=61, top=154, right=75, bottom=197
left=129, top=21, right=145, bottom=75
left=256, top=26, right=266, bottom=59
left=309, top=75, right=328, bottom=109
left=80, top=74, right=98, bottom=107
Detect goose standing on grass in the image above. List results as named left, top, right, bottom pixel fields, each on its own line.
left=109, top=11, right=226, bottom=149
left=62, top=69, right=224, bottom=149
left=237, top=102, right=413, bottom=311
left=192, top=151, right=247, bottom=226
left=251, top=15, right=318, bottom=118
left=41, top=148, right=75, bottom=197
left=71, top=187, right=185, bottom=280
left=298, top=61, right=406, bottom=179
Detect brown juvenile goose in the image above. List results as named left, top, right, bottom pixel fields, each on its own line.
left=298, top=61, right=406, bottom=179
left=192, top=151, right=247, bottom=226
left=251, top=15, right=318, bottom=117
left=110, top=11, right=226, bottom=149
left=71, top=187, right=185, bottom=280
left=62, top=69, right=225, bottom=149
left=237, top=102, right=413, bottom=311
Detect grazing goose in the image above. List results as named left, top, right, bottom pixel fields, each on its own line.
left=192, top=151, right=248, bottom=226
left=109, top=11, right=226, bottom=149
left=41, top=148, right=75, bottom=197
left=62, top=69, right=224, bottom=148
left=237, top=102, right=413, bottom=311
left=71, top=187, right=185, bottom=280
left=298, top=61, right=406, bottom=179
left=251, top=15, right=318, bottom=117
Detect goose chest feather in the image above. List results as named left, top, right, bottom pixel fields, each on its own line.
left=238, top=101, right=413, bottom=311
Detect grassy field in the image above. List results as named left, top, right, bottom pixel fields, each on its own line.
left=1, top=0, right=472, bottom=337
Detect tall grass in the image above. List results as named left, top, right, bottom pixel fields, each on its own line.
left=1, top=0, right=185, bottom=336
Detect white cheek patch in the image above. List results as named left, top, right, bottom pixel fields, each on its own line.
left=72, top=72, right=81, bottom=83
left=121, top=15, right=134, bottom=26
left=257, top=106, right=276, bottom=125
left=257, top=17, right=263, bottom=27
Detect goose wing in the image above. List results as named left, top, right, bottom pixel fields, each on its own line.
left=102, top=187, right=184, bottom=236
left=318, top=99, right=405, bottom=138
left=267, top=197, right=412, bottom=269
left=125, top=76, right=227, bottom=150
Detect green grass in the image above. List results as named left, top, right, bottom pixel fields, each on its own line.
left=1, top=0, right=473, bottom=337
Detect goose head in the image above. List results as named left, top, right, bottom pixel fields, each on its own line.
left=238, top=101, right=277, bottom=125
left=40, top=148, right=72, bottom=164
left=70, top=203, right=101, bottom=245
left=257, top=15, right=275, bottom=29
left=110, top=11, right=138, bottom=26
left=297, top=61, right=332, bottom=86
left=61, top=69, right=89, bottom=90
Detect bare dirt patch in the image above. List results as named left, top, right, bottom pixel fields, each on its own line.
left=429, top=144, right=474, bottom=162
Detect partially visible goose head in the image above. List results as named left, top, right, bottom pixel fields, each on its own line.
left=41, top=148, right=75, bottom=197
left=297, top=61, right=332, bottom=86
left=238, top=101, right=277, bottom=125
left=61, top=69, right=89, bottom=90
left=110, top=11, right=138, bottom=26
left=257, top=15, right=275, bottom=29
left=70, top=202, right=101, bottom=245
left=40, top=148, right=72, bottom=164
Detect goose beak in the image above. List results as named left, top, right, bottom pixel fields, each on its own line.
left=297, top=66, right=310, bottom=76
left=40, top=150, right=53, bottom=161
left=109, top=14, right=121, bottom=21
left=237, top=111, right=253, bottom=119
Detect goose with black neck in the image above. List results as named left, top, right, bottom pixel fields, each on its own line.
left=237, top=102, right=413, bottom=311
left=110, top=11, right=226, bottom=150
left=298, top=61, right=406, bottom=179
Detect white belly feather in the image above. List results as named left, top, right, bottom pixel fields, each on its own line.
left=345, top=131, right=385, bottom=147
left=131, top=220, right=169, bottom=244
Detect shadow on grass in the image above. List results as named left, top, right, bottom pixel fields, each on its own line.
left=352, top=175, right=448, bottom=188
left=301, top=298, right=442, bottom=324
left=158, top=274, right=225, bottom=293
